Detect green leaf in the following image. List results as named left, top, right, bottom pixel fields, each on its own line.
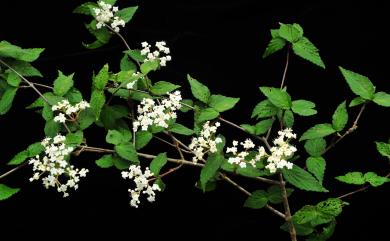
left=363, top=172, right=389, bottom=187
left=263, top=37, right=286, bottom=58
left=236, top=165, right=263, bottom=178
left=255, top=118, right=274, bottom=135
left=0, top=86, right=17, bottom=115
left=154, top=178, right=166, bottom=191
left=150, top=152, right=168, bottom=176
left=306, top=221, right=336, bottom=241
left=304, top=138, right=326, bottom=157
left=73, top=2, right=97, bottom=15
left=292, top=37, right=325, bottom=68
left=65, top=131, right=84, bottom=147
left=5, top=71, right=21, bottom=87
left=27, top=142, right=45, bottom=157
left=8, top=150, right=28, bottom=165
left=200, top=153, right=224, bottom=191
left=349, top=97, right=366, bottom=107
left=106, top=129, right=131, bottom=145
left=339, top=67, right=375, bottom=100
left=299, top=124, right=336, bottom=141
left=291, top=100, right=317, bottom=116
left=259, top=87, right=291, bottom=109
left=93, top=64, right=109, bottom=90
left=83, top=20, right=111, bottom=49
left=267, top=185, right=293, bottom=204
left=115, top=143, right=139, bottom=163
left=124, top=49, right=146, bottom=62
left=112, top=155, right=131, bottom=170
left=306, top=157, right=326, bottom=184
left=115, top=6, right=138, bottom=23
left=53, top=71, right=74, bottom=96
left=208, top=94, right=239, bottom=112
left=335, top=172, right=365, bottom=185
left=293, top=205, right=333, bottom=227
left=197, top=108, right=219, bottom=123
left=90, top=90, right=105, bottom=120
left=282, top=165, right=328, bottom=192
left=316, top=198, right=344, bottom=217
left=283, top=109, right=294, bottom=128
left=278, top=23, right=303, bottom=43
left=373, top=91, right=390, bottom=107
left=332, top=101, right=348, bottom=131
left=179, top=99, right=193, bottom=113
left=42, top=103, right=53, bottom=121
left=135, top=131, right=153, bottom=150
left=169, top=123, right=194, bottom=135
left=78, top=108, right=96, bottom=130
left=280, top=221, right=314, bottom=236
left=65, top=88, right=83, bottom=104
left=240, top=124, right=255, bottom=135
left=150, top=81, right=180, bottom=95
left=140, top=60, right=159, bottom=75
left=244, top=190, right=268, bottom=209
left=44, top=120, right=60, bottom=137
left=0, top=184, right=20, bottom=201
left=376, top=142, right=390, bottom=158
left=100, top=105, right=128, bottom=129
left=251, top=99, right=278, bottom=119
left=0, top=40, right=44, bottom=62
left=187, top=74, right=210, bottom=103
left=120, top=54, right=137, bottom=71
left=95, top=154, right=114, bottom=168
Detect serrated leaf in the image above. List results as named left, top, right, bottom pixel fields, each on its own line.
left=335, top=172, right=365, bottom=185
left=95, top=154, right=114, bottom=168
left=83, top=20, right=111, bottom=49
left=44, top=120, right=60, bottom=137
left=208, top=94, right=239, bottom=112
left=278, top=23, right=303, bottom=43
left=5, top=60, right=42, bottom=77
left=267, top=185, right=293, bottom=204
left=65, top=131, right=84, bottom=147
left=150, top=81, right=180, bottom=95
left=376, top=142, right=390, bottom=158
left=306, top=157, right=326, bottom=184
left=53, top=71, right=74, bottom=96
left=280, top=221, right=315, bottom=236
left=93, top=64, right=109, bottom=90
left=373, top=91, right=390, bottom=107
left=244, top=190, right=268, bottom=209
left=73, top=2, right=97, bottom=15
left=200, top=153, right=224, bottom=191
left=293, top=205, right=333, bottom=227
left=0, top=86, right=17, bottom=115
left=292, top=37, right=325, bottom=68
left=187, top=74, right=210, bottom=103
left=8, top=150, right=28, bottom=165
left=299, top=123, right=336, bottom=141
left=251, top=99, right=279, bottom=119
left=90, top=90, right=105, bottom=120
left=120, top=54, right=137, bottom=71
left=0, top=184, right=20, bottom=201
left=115, top=143, right=139, bottom=163
left=124, top=49, right=145, bottom=62
left=140, top=60, right=159, bottom=75
left=240, top=124, right=255, bottom=135
left=339, top=67, right=375, bottom=100
left=363, top=172, right=389, bottom=187
left=291, top=100, right=317, bottom=116
left=197, top=108, right=219, bottom=123
left=150, top=153, right=168, bottom=176
left=259, top=87, right=291, bottom=109
left=349, top=97, right=365, bottom=107
left=236, top=165, right=263, bottom=178
left=306, top=220, right=336, bottom=241
left=255, top=118, right=273, bottom=135
left=282, top=165, right=328, bottom=192
left=78, top=108, right=96, bottom=130
left=332, top=101, right=348, bottom=131
left=65, top=88, right=83, bottom=104
left=106, top=129, right=131, bottom=145
left=283, top=109, right=294, bottom=128
left=304, top=138, right=326, bottom=157
left=115, top=6, right=138, bottom=23
left=263, top=37, right=286, bottom=58
left=0, top=40, right=44, bottom=62
left=169, top=123, right=194, bottom=135
left=316, top=198, right=344, bottom=217
left=135, top=131, right=153, bottom=150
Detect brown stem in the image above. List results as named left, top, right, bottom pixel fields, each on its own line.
left=279, top=173, right=297, bottom=241
left=153, top=135, right=191, bottom=154
left=20, top=82, right=53, bottom=90
left=280, top=45, right=291, bottom=89
left=0, top=163, right=28, bottom=180
left=252, top=176, right=280, bottom=185
left=324, top=103, right=367, bottom=153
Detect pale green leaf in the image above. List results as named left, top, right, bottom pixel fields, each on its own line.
left=197, top=108, right=219, bottom=123
left=95, top=154, right=114, bottom=168
left=0, top=184, right=20, bottom=201
left=339, top=67, right=375, bottom=100
left=115, top=143, right=139, bottom=163
left=332, top=101, right=348, bottom=131
left=304, top=138, right=326, bottom=157
left=376, top=142, right=390, bottom=158
left=364, top=172, right=389, bottom=187
left=0, top=40, right=44, bottom=62
left=259, top=87, right=291, bottom=109
left=208, top=94, right=239, bottom=112
left=263, top=37, right=286, bottom=58
left=90, top=90, right=105, bottom=120
left=278, top=23, right=303, bottom=43
left=255, top=118, right=274, bottom=135
left=53, top=71, right=74, bottom=96
left=169, top=123, right=194, bottom=135
left=291, top=100, right=317, bottom=116
left=373, top=91, right=390, bottom=107
left=251, top=99, right=278, bottom=119
left=335, top=172, right=365, bottom=185
left=115, top=6, right=138, bottom=23
left=292, top=37, right=325, bottom=68
left=349, top=97, right=366, bottom=107
left=299, top=123, right=336, bottom=141
left=150, top=81, right=180, bottom=95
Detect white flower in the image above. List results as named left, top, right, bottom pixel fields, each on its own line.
left=140, top=41, right=172, bottom=67
left=189, top=121, right=221, bottom=163
left=126, top=80, right=137, bottom=89
left=226, top=138, right=265, bottom=168
left=52, top=99, right=90, bottom=123
left=122, top=165, right=161, bottom=208
left=28, top=134, right=88, bottom=197
left=93, top=1, right=126, bottom=32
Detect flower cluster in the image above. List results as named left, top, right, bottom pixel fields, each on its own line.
left=133, top=91, right=182, bottom=132
left=226, top=139, right=266, bottom=168
left=52, top=99, right=90, bottom=123
left=94, top=1, right=125, bottom=32
left=28, top=134, right=89, bottom=197
left=140, top=41, right=172, bottom=66
left=189, top=121, right=223, bottom=163
left=121, top=165, right=161, bottom=208
left=265, top=128, right=296, bottom=173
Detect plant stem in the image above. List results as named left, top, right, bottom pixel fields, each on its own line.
left=279, top=173, right=297, bottom=241
left=0, top=163, right=27, bottom=180
left=324, top=103, right=367, bottom=153
left=280, top=45, right=291, bottom=89
left=20, top=82, right=54, bottom=90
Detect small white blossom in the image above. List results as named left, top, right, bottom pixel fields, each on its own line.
left=52, top=99, right=90, bottom=123
left=94, top=1, right=126, bottom=32
left=28, top=134, right=88, bottom=197
left=140, top=41, right=172, bottom=67
left=226, top=138, right=265, bottom=168
left=121, top=165, right=161, bottom=208
left=189, top=121, right=221, bottom=163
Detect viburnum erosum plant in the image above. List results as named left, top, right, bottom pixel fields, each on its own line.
left=0, top=1, right=389, bottom=241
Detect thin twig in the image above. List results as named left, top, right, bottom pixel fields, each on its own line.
left=0, top=163, right=28, bottom=180
left=279, top=173, right=297, bottom=241
left=20, top=82, right=53, bottom=90
left=252, top=176, right=280, bottom=185
left=280, top=45, right=291, bottom=89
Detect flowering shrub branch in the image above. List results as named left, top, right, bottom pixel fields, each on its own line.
left=1, top=1, right=390, bottom=241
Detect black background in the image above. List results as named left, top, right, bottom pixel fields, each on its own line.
left=0, top=1, right=389, bottom=240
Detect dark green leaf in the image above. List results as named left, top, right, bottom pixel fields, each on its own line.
left=332, top=101, right=348, bottom=131
left=150, top=81, right=180, bottom=95
left=140, top=60, right=159, bottom=75
left=0, top=184, right=20, bottom=201
left=115, top=6, right=138, bottom=23
left=304, top=138, right=326, bottom=157
left=169, top=123, right=194, bottom=135
left=282, top=165, right=328, bottom=192
left=27, top=142, right=45, bottom=157
left=187, top=74, right=210, bottom=103
left=90, top=89, right=105, bottom=120
left=112, top=155, right=131, bottom=170
left=95, top=154, right=114, bottom=168
left=179, top=99, right=193, bottom=113
left=93, top=64, right=109, bottom=90
left=251, top=99, right=278, bottom=118
left=65, top=88, right=83, bottom=104
left=339, top=67, right=375, bottom=100
left=267, top=185, right=293, bottom=204
left=349, top=97, right=366, bottom=107
left=5, top=71, right=21, bottom=87
left=306, top=157, right=326, bottom=184
left=299, top=124, right=336, bottom=141
left=283, top=109, right=294, bottom=128
left=0, top=86, right=17, bottom=115
left=316, top=198, right=344, bottom=217
left=124, top=49, right=145, bottom=62
left=78, top=108, right=96, bottom=130
left=197, top=108, right=219, bottom=123
left=150, top=153, right=168, bottom=176
left=0, top=40, right=44, bottom=62
left=120, top=54, right=137, bottom=71
left=106, top=129, right=131, bottom=145
left=65, top=131, right=84, bottom=147
left=306, top=221, right=336, bottom=241
left=259, top=87, right=291, bottom=109
left=335, top=172, right=365, bottom=185
left=236, top=165, right=263, bottom=178
left=115, top=143, right=139, bottom=163
left=240, top=124, right=255, bottom=135
left=208, top=94, right=239, bottom=112
left=292, top=37, right=325, bottom=68
left=244, top=190, right=268, bottom=209
left=255, top=118, right=274, bottom=135
left=44, top=120, right=60, bottom=137
left=263, top=37, right=286, bottom=58
left=200, top=153, right=224, bottom=191
left=135, top=131, right=153, bottom=150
